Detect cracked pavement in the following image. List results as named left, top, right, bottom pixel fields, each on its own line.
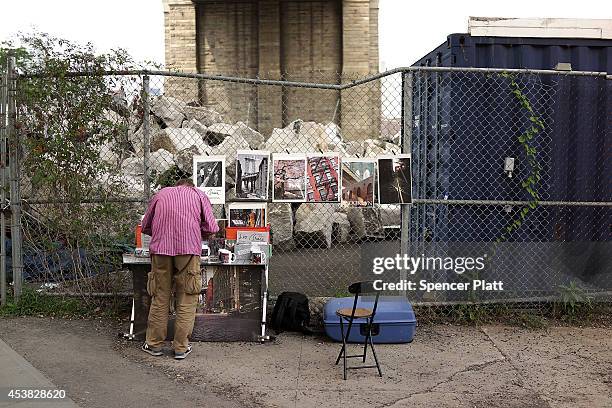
left=1, top=318, right=610, bottom=408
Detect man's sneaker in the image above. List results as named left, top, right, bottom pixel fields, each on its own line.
left=141, top=342, right=163, bottom=357
left=174, top=344, right=193, bottom=360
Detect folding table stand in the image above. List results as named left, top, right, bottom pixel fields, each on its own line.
left=122, top=254, right=271, bottom=343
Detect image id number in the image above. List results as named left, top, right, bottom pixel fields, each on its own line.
left=7, top=389, right=66, bottom=400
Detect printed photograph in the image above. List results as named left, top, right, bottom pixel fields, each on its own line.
left=342, top=159, right=376, bottom=207
left=377, top=155, right=412, bottom=205
left=272, top=154, right=307, bottom=202
left=193, top=155, right=225, bottom=204
left=306, top=154, right=341, bottom=202
left=235, top=150, right=270, bottom=200
left=228, top=203, right=267, bottom=228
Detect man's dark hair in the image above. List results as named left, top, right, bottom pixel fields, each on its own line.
left=175, top=179, right=194, bottom=187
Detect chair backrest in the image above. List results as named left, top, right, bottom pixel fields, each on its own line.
left=348, top=281, right=377, bottom=295
left=347, top=281, right=380, bottom=320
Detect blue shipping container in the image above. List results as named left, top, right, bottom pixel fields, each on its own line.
left=413, top=34, right=612, bottom=72
left=407, top=34, right=611, bottom=293
left=410, top=34, right=611, bottom=243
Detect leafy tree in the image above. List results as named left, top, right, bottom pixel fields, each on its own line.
left=2, top=32, right=152, bottom=294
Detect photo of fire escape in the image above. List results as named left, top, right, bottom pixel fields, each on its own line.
left=306, top=156, right=340, bottom=202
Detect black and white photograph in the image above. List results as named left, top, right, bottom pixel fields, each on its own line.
left=228, top=202, right=267, bottom=228
left=193, top=155, right=225, bottom=204
left=272, top=154, right=307, bottom=202
left=377, top=155, right=412, bottom=205
left=342, top=159, right=376, bottom=207
left=306, top=153, right=341, bottom=203
left=235, top=150, right=270, bottom=200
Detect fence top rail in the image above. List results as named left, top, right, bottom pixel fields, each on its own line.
left=18, top=69, right=344, bottom=90
left=17, top=66, right=610, bottom=90
left=409, top=66, right=609, bottom=77
left=414, top=199, right=612, bottom=207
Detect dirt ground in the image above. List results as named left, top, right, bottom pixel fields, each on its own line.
left=0, top=317, right=610, bottom=408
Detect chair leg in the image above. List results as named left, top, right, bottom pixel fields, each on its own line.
left=335, top=317, right=345, bottom=365
left=343, top=345, right=348, bottom=381
left=341, top=318, right=348, bottom=380
left=362, top=320, right=370, bottom=363
left=368, top=330, right=383, bottom=377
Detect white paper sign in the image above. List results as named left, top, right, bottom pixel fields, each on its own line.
left=236, top=231, right=269, bottom=244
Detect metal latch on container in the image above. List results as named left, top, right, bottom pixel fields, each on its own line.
left=504, top=157, right=515, bottom=178
left=554, top=62, right=572, bottom=71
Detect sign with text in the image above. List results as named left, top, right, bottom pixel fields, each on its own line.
left=236, top=230, right=269, bottom=244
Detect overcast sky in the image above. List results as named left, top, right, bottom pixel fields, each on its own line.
left=0, top=0, right=609, bottom=69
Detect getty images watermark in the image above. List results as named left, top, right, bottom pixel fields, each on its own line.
left=371, top=254, right=504, bottom=292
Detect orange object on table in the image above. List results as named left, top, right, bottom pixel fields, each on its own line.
left=135, top=224, right=142, bottom=247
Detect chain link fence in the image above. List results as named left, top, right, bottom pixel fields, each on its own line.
left=408, top=69, right=610, bottom=308
left=2, top=64, right=610, bottom=314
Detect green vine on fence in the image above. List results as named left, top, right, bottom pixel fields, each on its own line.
left=496, top=73, right=545, bottom=243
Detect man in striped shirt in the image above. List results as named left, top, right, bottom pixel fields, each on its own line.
left=140, top=179, right=219, bottom=360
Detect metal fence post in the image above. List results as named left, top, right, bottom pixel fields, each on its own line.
left=0, top=58, right=7, bottom=305
left=142, top=75, right=151, bottom=200
left=7, top=52, right=23, bottom=302
left=400, top=70, right=413, bottom=290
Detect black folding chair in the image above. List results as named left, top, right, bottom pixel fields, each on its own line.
left=334, top=281, right=382, bottom=380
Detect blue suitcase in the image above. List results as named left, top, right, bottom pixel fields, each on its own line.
left=323, top=296, right=417, bottom=344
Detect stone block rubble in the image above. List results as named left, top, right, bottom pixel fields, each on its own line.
left=105, top=96, right=402, bottom=248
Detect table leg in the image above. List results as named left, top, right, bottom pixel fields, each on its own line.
left=260, top=264, right=269, bottom=342
left=233, top=266, right=240, bottom=312
left=122, top=297, right=136, bottom=340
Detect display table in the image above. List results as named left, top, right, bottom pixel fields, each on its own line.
left=122, top=254, right=270, bottom=343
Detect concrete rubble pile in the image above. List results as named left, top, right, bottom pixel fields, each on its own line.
left=103, top=95, right=402, bottom=249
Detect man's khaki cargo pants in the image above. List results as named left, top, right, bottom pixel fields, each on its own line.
left=145, top=254, right=202, bottom=353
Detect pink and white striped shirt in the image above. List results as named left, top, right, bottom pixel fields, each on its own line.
left=141, top=186, right=219, bottom=256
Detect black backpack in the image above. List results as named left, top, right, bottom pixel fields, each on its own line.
left=270, top=292, right=312, bottom=334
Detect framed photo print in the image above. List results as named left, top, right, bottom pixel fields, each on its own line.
left=193, top=155, right=225, bottom=204
left=341, top=158, right=376, bottom=207
left=272, top=154, right=307, bottom=202
left=228, top=202, right=267, bottom=228
left=235, top=150, right=270, bottom=200
left=377, top=154, right=412, bottom=205
left=305, top=153, right=341, bottom=202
